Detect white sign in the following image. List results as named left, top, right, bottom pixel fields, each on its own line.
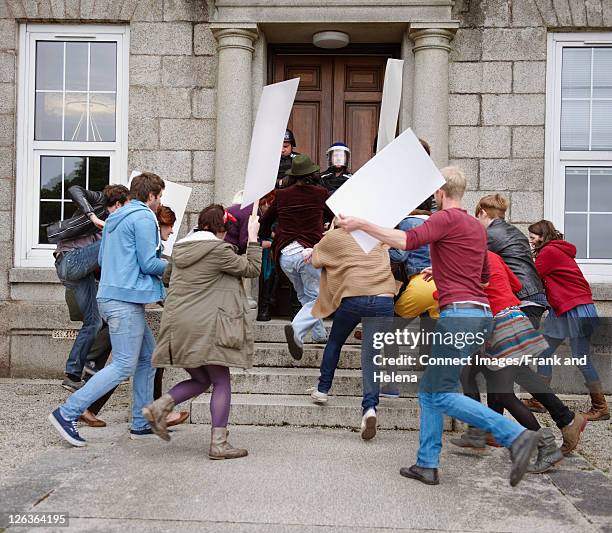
left=241, top=78, right=300, bottom=208
left=130, top=170, right=192, bottom=256
left=326, top=128, right=444, bottom=253
left=376, top=59, right=404, bottom=153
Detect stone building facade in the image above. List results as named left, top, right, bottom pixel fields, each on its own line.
left=0, top=0, right=611, bottom=377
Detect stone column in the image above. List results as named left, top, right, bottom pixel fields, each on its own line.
left=409, top=22, right=459, bottom=168
left=211, top=25, right=258, bottom=205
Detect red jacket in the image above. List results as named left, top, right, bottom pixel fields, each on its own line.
left=535, top=240, right=593, bottom=315
left=484, top=251, right=522, bottom=315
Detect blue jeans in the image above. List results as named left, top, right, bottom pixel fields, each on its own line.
left=317, top=296, right=394, bottom=413
left=279, top=252, right=327, bottom=343
left=416, top=306, right=524, bottom=469
left=60, top=299, right=156, bottom=431
left=56, top=241, right=102, bottom=378
left=537, top=335, right=600, bottom=383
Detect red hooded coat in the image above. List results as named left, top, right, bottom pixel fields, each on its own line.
left=535, top=240, right=593, bottom=315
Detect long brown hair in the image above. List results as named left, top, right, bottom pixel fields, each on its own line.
left=528, top=219, right=563, bottom=256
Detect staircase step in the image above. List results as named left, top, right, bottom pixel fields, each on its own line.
left=254, top=319, right=361, bottom=344
left=228, top=367, right=422, bottom=396
left=253, top=342, right=362, bottom=369
left=191, top=393, right=451, bottom=430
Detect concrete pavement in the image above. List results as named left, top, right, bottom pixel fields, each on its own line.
left=2, top=422, right=612, bottom=532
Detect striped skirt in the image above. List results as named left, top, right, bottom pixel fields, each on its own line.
left=486, top=307, right=549, bottom=370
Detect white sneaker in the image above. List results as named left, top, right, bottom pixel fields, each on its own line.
left=309, top=389, right=328, bottom=405
left=361, top=408, right=377, bottom=440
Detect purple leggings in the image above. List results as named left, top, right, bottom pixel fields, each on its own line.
left=167, top=365, right=231, bottom=428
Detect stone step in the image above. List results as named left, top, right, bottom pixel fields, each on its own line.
left=253, top=319, right=361, bottom=344
left=252, top=342, right=361, bottom=369
left=190, top=393, right=452, bottom=430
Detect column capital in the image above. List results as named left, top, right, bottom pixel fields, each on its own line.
left=408, top=22, right=459, bottom=53
left=211, top=24, right=259, bottom=53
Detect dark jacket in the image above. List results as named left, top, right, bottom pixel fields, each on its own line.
left=259, top=183, right=330, bottom=260
left=486, top=218, right=544, bottom=300
left=224, top=203, right=252, bottom=254
left=389, top=215, right=431, bottom=276
left=46, top=186, right=107, bottom=244
left=320, top=167, right=352, bottom=194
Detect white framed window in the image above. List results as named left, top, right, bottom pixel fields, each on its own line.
left=15, top=24, right=129, bottom=268
left=545, top=32, right=612, bottom=283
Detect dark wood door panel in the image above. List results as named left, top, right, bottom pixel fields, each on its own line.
left=288, top=102, right=321, bottom=168
left=344, top=103, right=380, bottom=171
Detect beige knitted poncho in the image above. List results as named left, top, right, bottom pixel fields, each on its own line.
left=311, top=228, right=398, bottom=318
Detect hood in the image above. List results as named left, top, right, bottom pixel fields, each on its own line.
left=172, top=230, right=225, bottom=268
left=105, top=200, right=154, bottom=234
left=544, top=239, right=576, bottom=258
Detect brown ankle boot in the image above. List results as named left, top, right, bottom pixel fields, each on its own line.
left=560, top=412, right=587, bottom=455
left=522, top=375, right=551, bottom=413
left=209, top=427, right=248, bottom=460
left=142, top=393, right=175, bottom=441
left=583, top=382, right=610, bottom=421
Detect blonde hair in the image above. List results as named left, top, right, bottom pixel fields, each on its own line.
left=475, top=193, right=508, bottom=219
left=440, top=166, right=467, bottom=200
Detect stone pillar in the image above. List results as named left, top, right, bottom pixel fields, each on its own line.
left=409, top=22, right=459, bottom=168
left=211, top=25, right=258, bottom=205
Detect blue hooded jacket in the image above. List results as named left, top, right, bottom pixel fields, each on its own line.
left=97, top=200, right=167, bottom=304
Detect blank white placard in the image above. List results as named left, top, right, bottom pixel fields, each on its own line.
left=376, top=59, right=404, bottom=153
left=241, top=78, right=300, bottom=208
left=326, top=128, right=445, bottom=253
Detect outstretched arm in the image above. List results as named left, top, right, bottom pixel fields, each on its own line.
left=336, top=214, right=407, bottom=250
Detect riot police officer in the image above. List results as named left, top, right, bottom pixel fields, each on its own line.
left=320, top=142, right=352, bottom=194
left=277, top=129, right=300, bottom=189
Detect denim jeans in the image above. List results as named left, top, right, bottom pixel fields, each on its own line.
left=317, top=296, right=394, bottom=413
left=537, top=334, right=600, bottom=384
left=416, top=306, right=524, bottom=469
left=279, top=252, right=327, bottom=343
left=60, top=299, right=156, bottom=431
left=56, top=241, right=103, bottom=378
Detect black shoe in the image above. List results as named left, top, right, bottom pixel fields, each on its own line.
left=400, top=464, right=439, bottom=485
left=256, top=308, right=271, bottom=322
left=61, top=377, right=83, bottom=393
left=284, top=324, right=303, bottom=360
left=82, top=361, right=99, bottom=379
left=509, top=429, right=539, bottom=486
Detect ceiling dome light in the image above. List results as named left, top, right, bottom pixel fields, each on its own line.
left=312, top=31, right=350, bottom=49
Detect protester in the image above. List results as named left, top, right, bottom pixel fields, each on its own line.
left=306, top=224, right=396, bottom=439
left=152, top=205, right=189, bottom=428
left=49, top=172, right=168, bottom=446
left=529, top=220, right=609, bottom=421
left=144, top=204, right=262, bottom=460
left=49, top=184, right=130, bottom=392
left=320, top=142, right=352, bottom=194
left=336, top=166, right=539, bottom=487
left=474, top=193, right=550, bottom=413
left=256, top=191, right=278, bottom=322
left=259, top=154, right=330, bottom=360
left=452, top=251, right=583, bottom=473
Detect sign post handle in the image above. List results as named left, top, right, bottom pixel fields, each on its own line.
left=251, top=200, right=259, bottom=217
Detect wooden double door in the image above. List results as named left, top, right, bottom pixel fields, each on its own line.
left=271, top=54, right=390, bottom=172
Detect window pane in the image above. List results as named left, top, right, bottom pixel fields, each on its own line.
left=35, top=41, right=63, bottom=91
left=565, top=167, right=588, bottom=211
left=90, top=42, right=117, bottom=91
left=34, top=92, right=63, bottom=141
left=562, top=48, right=591, bottom=99
left=64, top=92, right=87, bottom=141
left=593, top=48, right=612, bottom=98
left=591, top=100, right=612, bottom=150
left=39, top=201, right=61, bottom=244
left=564, top=213, right=588, bottom=258
left=89, top=157, right=110, bottom=191
left=590, top=168, right=612, bottom=212
left=40, top=156, right=63, bottom=199
left=65, top=42, right=88, bottom=91
left=63, top=201, right=77, bottom=220
left=89, top=93, right=116, bottom=141
left=589, top=214, right=612, bottom=258
left=560, top=100, right=589, bottom=150
left=64, top=157, right=86, bottom=190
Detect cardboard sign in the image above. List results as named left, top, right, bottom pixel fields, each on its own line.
left=241, top=78, right=300, bottom=208
left=326, top=128, right=444, bottom=253
left=376, top=58, right=404, bottom=153
left=130, top=170, right=191, bottom=256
